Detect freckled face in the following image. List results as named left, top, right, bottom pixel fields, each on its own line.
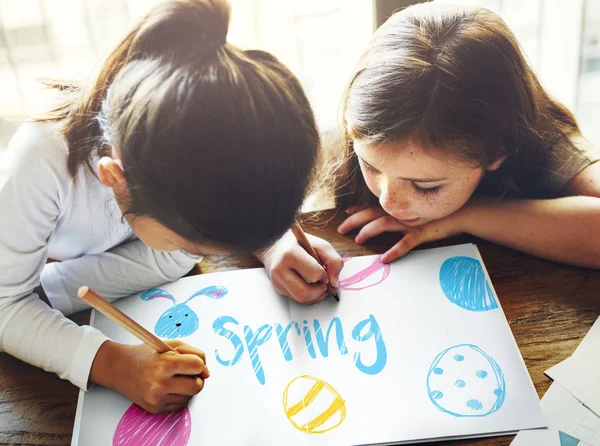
left=353, top=140, right=486, bottom=227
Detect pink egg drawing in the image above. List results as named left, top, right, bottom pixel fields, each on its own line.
left=113, top=404, right=192, bottom=446
left=339, top=256, right=391, bottom=291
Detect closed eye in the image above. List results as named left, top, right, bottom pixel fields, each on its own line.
left=412, top=183, right=441, bottom=195
left=360, top=159, right=379, bottom=174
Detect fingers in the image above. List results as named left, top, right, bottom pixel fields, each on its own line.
left=338, top=207, right=388, bottom=234
left=344, top=205, right=364, bottom=215
left=380, top=232, right=422, bottom=263
left=261, top=229, right=340, bottom=305
left=167, top=341, right=207, bottom=363
left=380, top=219, right=458, bottom=263
left=163, top=341, right=210, bottom=379
left=283, top=236, right=339, bottom=303
left=139, top=379, right=197, bottom=414
left=126, top=342, right=209, bottom=415
left=381, top=224, right=443, bottom=262
left=309, top=234, right=344, bottom=288
left=174, top=353, right=210, bottom=379
left=354, top=216, right=408, bottom=244
left=167, top=375, right=205, bottom=397
left=273, top=270, right=328, bottom=305
left=164, top=400, right=191, bottom=413
left=291, top=252, right=330, bottom=285
left=157, top=394, right=194, bottom=413
left=269, top=234, right=329, bottom=285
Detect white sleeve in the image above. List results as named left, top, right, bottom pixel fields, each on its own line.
left=41, top=241, right=200, bottom=316
left=0, top=123, right=109, bottom=390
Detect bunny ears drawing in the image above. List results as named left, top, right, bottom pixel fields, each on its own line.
left=141, top=286, right=228, bottom=338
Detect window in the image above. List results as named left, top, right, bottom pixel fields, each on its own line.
left=0, top=0, right=373, bottom=150
left=578, top=0, right=600, bottom=147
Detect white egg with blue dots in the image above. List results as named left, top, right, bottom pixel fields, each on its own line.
left=426, top=344, right=506, bottom=417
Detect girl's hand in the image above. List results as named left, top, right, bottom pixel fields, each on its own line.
left=338, top=205, right=465, bottom=263
left=256, top=229, right=344, bottom=304
left=337, top=205, right=390, bottom=237
left=91, top=340, right=209, bottom=414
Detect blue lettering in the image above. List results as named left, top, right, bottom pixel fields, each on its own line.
left=314, top=317, right=348, bottom=357
left=212, top=316, right=244, bottom=366
left=352, top=314, right=387, bottom=375
left=274, top=321, right=301, bottom=361
left=212, top=313, right=388, bottom=382
left=244, top=324, right=273, bottom=385
left=302, top=320, right=316, bottom=359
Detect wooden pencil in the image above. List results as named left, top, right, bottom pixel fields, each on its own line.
left=77, top=286, right=177, bottom=354
left=291, top=221, right=339, bottom=301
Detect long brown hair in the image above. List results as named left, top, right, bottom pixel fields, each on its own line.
left=336, top=3, right=581, bottom=207
left=36, top=0, right=320, bottom=253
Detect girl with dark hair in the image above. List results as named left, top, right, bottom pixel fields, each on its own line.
left=0, top=0, right=339, bottom=414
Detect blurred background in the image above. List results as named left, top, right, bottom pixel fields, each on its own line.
left=0, top=0, right=598, bottom=153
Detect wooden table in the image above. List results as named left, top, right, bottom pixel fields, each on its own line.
left=1, top=208, right=599, bottom=446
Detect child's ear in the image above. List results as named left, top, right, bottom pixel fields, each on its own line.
left=98, top=156, right=128, bottom=196
left=184, top=285, right=228, bottom=304
left=141, top=288, right=177, bottom=305
left=487, top=156, right=507, bottom=172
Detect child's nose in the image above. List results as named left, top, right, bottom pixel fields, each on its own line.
left=379, top=184, right=410, bottom=214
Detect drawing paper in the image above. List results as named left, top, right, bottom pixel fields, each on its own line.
left=511, top=383, right=600, bottom=446
left=546, top=316, right=600, bottom=417
left=72, top=244, right=544, bottom=446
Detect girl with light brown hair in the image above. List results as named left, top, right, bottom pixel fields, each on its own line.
left=267, top=3, right=600, bottom=305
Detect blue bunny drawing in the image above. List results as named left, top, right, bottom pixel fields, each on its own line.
left=141, top=286, right=228, bottom=338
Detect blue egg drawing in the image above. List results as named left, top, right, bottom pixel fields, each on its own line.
left=439, top=256, right=498, bottom=311
left=426, top=344, right=506, bottom=417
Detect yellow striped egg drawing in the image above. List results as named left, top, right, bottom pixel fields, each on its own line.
left=282, top=375, right=346, bottom=434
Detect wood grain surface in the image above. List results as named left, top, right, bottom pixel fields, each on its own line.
left=1, top=209, right=598, bottom=446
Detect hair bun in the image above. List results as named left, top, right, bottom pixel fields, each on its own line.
left=186, top=0, right=230, bottom=45
left=132, top=0, right=231, bottom=57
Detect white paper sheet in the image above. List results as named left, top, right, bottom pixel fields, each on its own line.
left=72, top=243, right=544, bottom=446
left=511, top=383, right=600, bottom=446
left=511, top=428, right=590, bottom=446
left=546, top=317, right=600, bottom=417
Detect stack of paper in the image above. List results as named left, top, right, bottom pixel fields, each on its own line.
left=512, top=317, right=600, bottom=445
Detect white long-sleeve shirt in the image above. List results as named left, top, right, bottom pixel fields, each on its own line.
left=0, top=122, right=200, bottom=390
